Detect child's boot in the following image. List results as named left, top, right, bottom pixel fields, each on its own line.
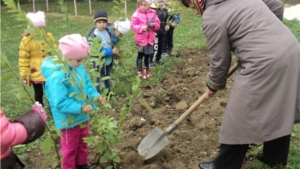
left=76, top=164, right=96, bottom=169
left=137, top=68, right=143, bottom=78
left=142, top=67, right=152, bottom=79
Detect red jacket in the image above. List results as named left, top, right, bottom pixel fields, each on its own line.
left=131, top=8, right=160, bottom=46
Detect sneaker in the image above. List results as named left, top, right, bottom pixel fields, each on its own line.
left=149, top=62, right=155, bottom=68
left=162, top=53, right=169, bottom=58
left=156, top=60, right=165, bottom=65
left=76, top=164, right=96, bottom=169
left=169, top=52, right=176, bottom=57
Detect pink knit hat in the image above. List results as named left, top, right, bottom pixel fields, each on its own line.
left=145, top=0, right=153, bottom=4
left=58, top=34, right=90, bottom=60
left=26, top=11, right=46, bottom=28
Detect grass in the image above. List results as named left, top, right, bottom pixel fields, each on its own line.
left=1, top=1, right=300, bottom=169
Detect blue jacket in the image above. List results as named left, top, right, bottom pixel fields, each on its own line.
left=87, top=26, right=119, bottom=58
left=41, top=57, right=100, bottom=129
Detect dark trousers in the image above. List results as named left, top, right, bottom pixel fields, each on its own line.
left=155, top=34, right=164, bottom=62
left=213, top=135, right=291, bottom=169
left=32, top=83, right=44, bottom=106
left=93, top=60, right=113, bottom=93
left=137, top=52, right=150, bottom=68
left=162, top=27, right=174, bottom=54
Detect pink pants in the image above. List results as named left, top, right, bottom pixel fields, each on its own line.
left=60, top=122, right=89, bottom=169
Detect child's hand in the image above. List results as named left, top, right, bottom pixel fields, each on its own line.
left=150, top=23, right=155, bottom=27
left=142, top=26, right=148, bottom=31
left=112, top=48, right=119, bottom=55
left=165, top=25, right=170, bottom=31
left=99, top=97, right=106, bottom=105
left=82, top=105, right=93, bottom=113
left=114, top=29, right=120, bottom=36
left=171, top=22, right=177, bottom=27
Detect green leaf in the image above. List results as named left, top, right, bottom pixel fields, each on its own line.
left=104, top=132, right=114, bottom=139
left=44, top=153, right=55, bottom=166
left=100, top=154, right=109, bottom=163
left=109, top=139, right=120, bottom=146
left=105, top=166, right=113, bottom=169
left=69, top=92, right=77, bottom=97
left=96, top=141, right=107, bottom=153
left=1, top=72, right=14, bottom=82
left=112, top=155, right=121, bottom=163
left=16, top=91, right=31, bottom=101
left=135, top=90, right=143, bottom=98
left=41, top=138, right=52, bottom=154
left=101, top=76, right=111, bottom=81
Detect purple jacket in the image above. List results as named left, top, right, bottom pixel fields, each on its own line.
left=131, top=8, right=160, bottom=46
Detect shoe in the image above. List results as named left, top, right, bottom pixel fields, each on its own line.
left=142, top=67, right=152, bottom=79
left=162, top=53, right=169, bottom=58
left=168, top=50, right=176, bottom=57
left=198, top=162, right=215, bottom=169
left=156, top=60, right=165, bottom=65
left=169, top=52, right=176, bottom=57
left=76, top=164, right=96, bottom=169
left=137, top=68, right=143, bottom=78
left=149, top=62, right=155, bottom=68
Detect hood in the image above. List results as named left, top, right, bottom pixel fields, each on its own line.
left=205, top=0, right=227, bottom=8
left=41, top=56, right=63, bottom=79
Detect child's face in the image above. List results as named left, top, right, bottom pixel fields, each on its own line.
left=158, top=2, right=164, bottom=8
left=68, top=59, right=83, bottom=68
left=140, top=1, right=150, bottom=11
left=96, top=20, right=108, bottom=31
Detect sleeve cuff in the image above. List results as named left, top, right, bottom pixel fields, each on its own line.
left=206, top=73, right=226, bottom=91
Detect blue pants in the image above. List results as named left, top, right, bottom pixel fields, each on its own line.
left=93, top=59, right=113, bottom=93
left=162, top=27, right=174, bottom=54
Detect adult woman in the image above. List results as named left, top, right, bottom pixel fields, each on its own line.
left=180, top=0, right=300, bottom=168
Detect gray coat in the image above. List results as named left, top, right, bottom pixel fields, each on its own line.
left=203, top=0, right=300, bottom=144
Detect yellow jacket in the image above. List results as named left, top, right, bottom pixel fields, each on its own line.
left=19, top=32, right=57, bottom=82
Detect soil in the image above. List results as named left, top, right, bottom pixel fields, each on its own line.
left=23, top=49, right=256, bottom=169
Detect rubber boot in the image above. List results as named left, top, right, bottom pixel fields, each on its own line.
left=76, top=164, right=96, bottom=169
left=137, top=67, right=143, bottom=78
left=142, top=67, right=152, bottom=79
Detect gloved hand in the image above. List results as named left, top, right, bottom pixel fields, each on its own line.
left=31, top=102, right=47, bottom=121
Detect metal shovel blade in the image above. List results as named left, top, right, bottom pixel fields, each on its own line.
left=138, top=127, right=170, bottom=159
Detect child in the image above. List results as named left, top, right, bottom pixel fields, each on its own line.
left=150, top=0, right=168, bottom=67
left=87, top=10, right=119, bottom=93
left=162, top=4, right=180, bottom=57
left=19, top=11, right=57, bottom=107
left=41, top=34, right=105, bottom=169
left=131, top=0, right=160, bottom=79
left=1, top=103, right=47, bottom=169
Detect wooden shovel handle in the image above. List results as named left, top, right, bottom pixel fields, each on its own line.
left=174, top=63, right=238, bottom=125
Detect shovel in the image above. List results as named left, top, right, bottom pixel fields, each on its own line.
left=138, top=63, right=238, bottom=160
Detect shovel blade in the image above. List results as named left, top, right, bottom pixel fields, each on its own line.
left=138, top=127, right=170, bottom=160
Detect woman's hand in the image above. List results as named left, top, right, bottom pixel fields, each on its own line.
left=205, top=87, right=216, bottom=99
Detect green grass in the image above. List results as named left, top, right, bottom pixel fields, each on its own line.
left=1, top=1, right=300, bottom=168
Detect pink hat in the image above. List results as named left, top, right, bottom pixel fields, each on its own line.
left=26, top=11, right=46, bottom=28
left=58, top=34, right=90, bottom=60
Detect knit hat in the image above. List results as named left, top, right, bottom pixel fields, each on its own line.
left=58, top=34, right=90, bottom=60
left=145, top=0, right=154, bottom=4
left=26, top=11, right=46, bottom=28
left=94, top=10, right=108, bottom=23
